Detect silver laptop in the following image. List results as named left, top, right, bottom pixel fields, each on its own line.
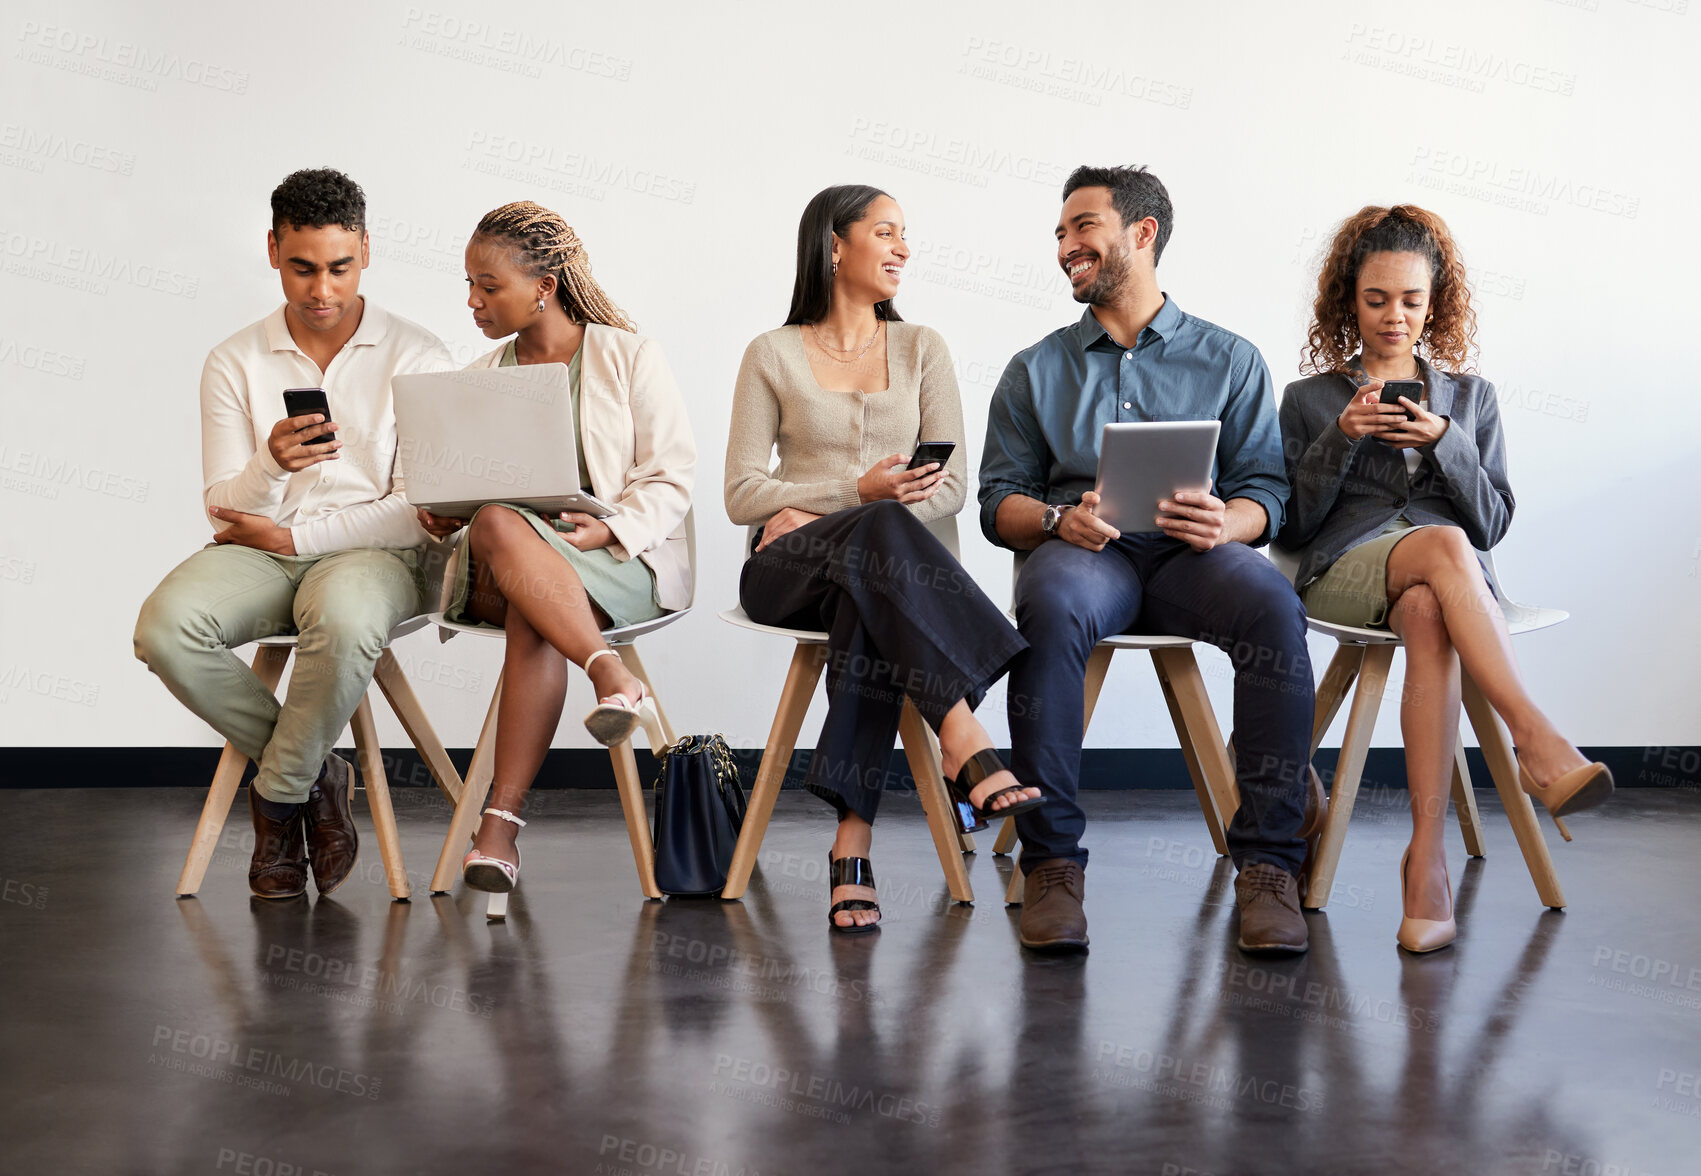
left=1093, top=420, right=1220, bottom=533
left=392, top=365, right=617, bottom=520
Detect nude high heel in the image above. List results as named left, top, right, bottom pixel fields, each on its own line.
left=1397, top=847, right=1456, bottom=954
left=1518, top=757, right=1614, bottom=820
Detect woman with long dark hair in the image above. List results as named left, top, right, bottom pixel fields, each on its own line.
left=1279, top=204, right=1611, bottom=953
left=417, top=200, right=695, bottom=895
left=725, top=184, right=1042, bottom=932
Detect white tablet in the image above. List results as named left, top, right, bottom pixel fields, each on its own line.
left=1092, top=421, right=1220, bottom=533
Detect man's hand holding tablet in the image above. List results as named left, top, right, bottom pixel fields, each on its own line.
left=1155, top=485, right=1227, bottom=552
left=1055, top=491, right=1121, bottom=552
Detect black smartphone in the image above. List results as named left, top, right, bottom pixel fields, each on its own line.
left=907, top=441, right=956, bottom=471
left=282, top=387, right=335, bottom=446
left=1377, top=379, right=1423, bottom=420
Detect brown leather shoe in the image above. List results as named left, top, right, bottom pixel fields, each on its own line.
left=1018, top=861, right=1089, bottom=951
left=1235, top=863, right=1308, bottom=953
left=303, top=753, right=358, bottom=895
left=248, top=788, right=307, bottom=900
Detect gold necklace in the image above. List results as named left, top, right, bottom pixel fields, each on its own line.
left=808, top=320, right=883, bottom=365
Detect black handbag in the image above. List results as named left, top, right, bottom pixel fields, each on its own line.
left=651, top=734, right=748, bottom=897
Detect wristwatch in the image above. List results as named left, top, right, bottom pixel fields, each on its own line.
left=1041, top=503, right=1070, bottom=538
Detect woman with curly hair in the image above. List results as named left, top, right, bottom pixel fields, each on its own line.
left=1278, top=204, right=1611, bottom=953
left=416, top=201, right=695, bottom=894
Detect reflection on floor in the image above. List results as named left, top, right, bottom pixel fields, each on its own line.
left=2, top=787, right=1697, bottom=1175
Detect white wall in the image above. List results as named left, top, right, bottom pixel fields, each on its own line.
left=2, top=0, right=1695, bottom=757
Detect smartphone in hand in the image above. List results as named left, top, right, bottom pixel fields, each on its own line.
left=1377, top=379, right=1423, bottom=420
left=283, top=387, right=335, bottom=446
left=907, top=441, right=956, bottom=471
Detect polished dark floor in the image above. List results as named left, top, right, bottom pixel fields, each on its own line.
left=3, top=786, right=1699, bottom=1176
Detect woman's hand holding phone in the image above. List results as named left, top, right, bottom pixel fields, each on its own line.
left=1377, top=399, right=1450, bottom=450
left=857, top=453, right=946, bottom=505
left=1336, top=379, right=1408, bottom=441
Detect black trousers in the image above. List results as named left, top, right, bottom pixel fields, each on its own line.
left=739, top=501, right=1028, bottom=824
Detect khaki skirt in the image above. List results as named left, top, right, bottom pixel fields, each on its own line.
left=444, top=503, right=663, bottom=630
left=1300, top=524, right=1440, bottom=629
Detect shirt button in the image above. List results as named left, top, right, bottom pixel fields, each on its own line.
left=1125, top=351, right=1133, bottom=359
left=1122, top=402, right=1131, bottom=409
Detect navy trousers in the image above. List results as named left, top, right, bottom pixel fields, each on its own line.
left=740, top=502, right=1028, bottom=824
left=1007, top=534, right=1314, bottom=875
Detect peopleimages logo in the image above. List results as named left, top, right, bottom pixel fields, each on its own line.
left=14, top=21, right=251, bottom=93
left=0, top=123, right=134, bottom=174
left=0, top=446, right=148, bottom=501
left=399, top=8, right=633, bottom=80
left=0, top=227, right=199, bottom=297
left=149, top=1025, right=381, bottom=1099
left=396, top=436, right=531, bottom=490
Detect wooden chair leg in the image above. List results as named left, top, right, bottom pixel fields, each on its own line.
left=993, top=816, right=1018, bottom=856
left=1460, top=671, right=1566, bottom=908
left=430, top=671, right=504, bottom=894
left=350, top=694, right=410, bottom=901
left=1152, top=651, right=1230, bottom=857
left=1006, top=860, right=1025, bottom=905
left=610, top=736, right=661, bottom=899
left=176, top=644, right=292, bottom=897
left=720, top=644, right=827, bottom=901
left=1304, top=644, right=1393, bottom=910
left=899, top=699, right=974, bottom=904
left=616, top=644, right=677, bottom=749
left=371, top=648, right=464, bottom=805
left=1154, top=647, right=1239, bottom=844
left=920, top=721, right=977, bottom=854
left=1311, top=644, right=1364, bottom=755
left=1081, top=645, right=1114, bottom=729
left=1451, top=731, right=1487, bottom=859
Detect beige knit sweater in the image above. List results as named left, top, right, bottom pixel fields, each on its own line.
left=724, top=322, right=968, bottom=527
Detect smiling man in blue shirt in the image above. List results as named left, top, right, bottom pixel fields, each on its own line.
left=980, top=164, right=1319, bottom=954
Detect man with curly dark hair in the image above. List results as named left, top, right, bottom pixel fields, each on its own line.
left=979, top=164, right=1319, bottom=954
left=134, top=167, right=451, bottom=900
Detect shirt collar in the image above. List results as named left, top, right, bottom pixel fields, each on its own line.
left=262, top=297, right=387, bottom=354
left=1073, top=293, right=1182, bottom=352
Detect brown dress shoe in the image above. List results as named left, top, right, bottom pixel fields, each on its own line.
left=1019, top=861, right=1089, bottom=951
left=248, top=788, right=307, bottom=900
left=303, top=753, right=359, bottom=895
left=1234, top=863, right=1308, bottom=954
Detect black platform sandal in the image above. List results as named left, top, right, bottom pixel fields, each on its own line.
left=946, top=748, right=1045, bottom=835
left=827, top=854, right=881, bottom=934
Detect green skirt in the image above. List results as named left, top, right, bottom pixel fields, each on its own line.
left=445, top=503, right=663, bottom=630
left=1300, top=523, right=1440, bottom=629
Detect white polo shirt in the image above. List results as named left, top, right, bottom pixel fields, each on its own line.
left=201, top=299, right=452, bottom=555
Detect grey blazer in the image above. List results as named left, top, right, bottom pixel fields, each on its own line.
left=1276, top=355, right=1514, bottom=590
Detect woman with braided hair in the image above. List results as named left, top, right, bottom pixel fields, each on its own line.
left=416, top=200, right=695, bottom=895
left=1278, top=203, right=1611, bottom=954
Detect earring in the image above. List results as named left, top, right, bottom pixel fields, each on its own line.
left=832, top=261, right=838, bottom=275
left=537, top=298, right=546, bottom=313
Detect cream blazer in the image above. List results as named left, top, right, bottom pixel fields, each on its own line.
left=465, top=324, right=696, bottom=611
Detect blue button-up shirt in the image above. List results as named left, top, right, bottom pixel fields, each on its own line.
left=977, top=296, right=1289, bottom=548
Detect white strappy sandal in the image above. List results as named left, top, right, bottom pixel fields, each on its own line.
left=582, top=648, right=658, bottom=746
left=462, top=807, right=525, bottom=893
